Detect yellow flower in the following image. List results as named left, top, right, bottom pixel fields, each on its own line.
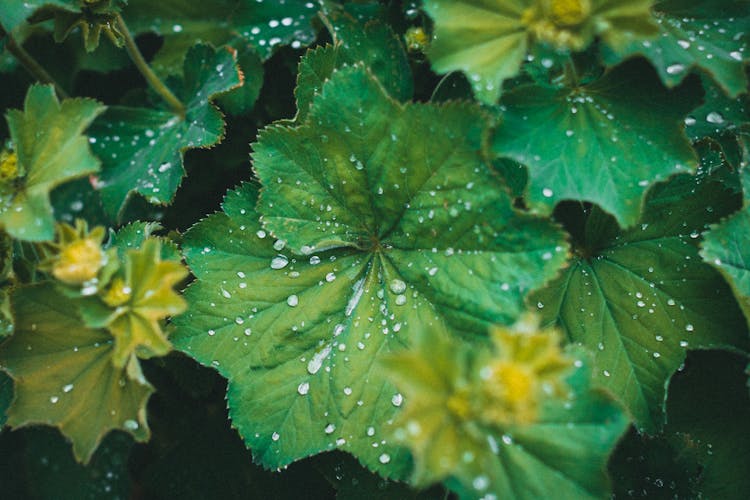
left=51, top=221, right=108, bottom=285
left=0, top=150, right=19, bottom=182
left=405, top=27, right=430, bottom=52
left=549, top=0, right=591, bottom=27
left=478, top=314, right=573, bottom=425
left=522, top=0, right=594, bottom=50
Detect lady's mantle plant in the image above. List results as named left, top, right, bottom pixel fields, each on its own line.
left=0, top=0, right=748, bottom=498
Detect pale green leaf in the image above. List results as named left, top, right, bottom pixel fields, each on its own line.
left=423, top=0, right=656, bottom=103
left=3, top=84, right=104, bottom=241
left=88, top=44, right=242, bottom=219
left=532, top=173, right=749, bottom=431
left=0, top=284, right=153, bottom=463
left=492, top=59, right=699, bottom=227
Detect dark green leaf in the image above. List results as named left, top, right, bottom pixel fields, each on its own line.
left=88, top=44, right=242, bottom=219
left=532, top=173, right=749, bottom=431
left=493, top=59, right=700, bottom=227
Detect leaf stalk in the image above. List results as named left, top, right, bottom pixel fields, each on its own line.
left=114, top=14, right=186, bottom=116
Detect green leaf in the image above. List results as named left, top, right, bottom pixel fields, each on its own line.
left=88, top=44, right=242, bottom=219
left=0, top=0, right=73, bottom=33
left=124, top=0, right=320, bottom=71
left=216, top=38, right=265, bottom=115
left=383, top=331, right=628, bottom=499
left=0, top=284, right=153, bottom=463
left=664, top=350, right=750, bottom=498
left=532, top=173, right=749, bottom=431
left=701, top=204, right=750, bottom=329
left=2, top=84, right=104, bottom=241
left=492, top=59, right=700, bottom=227
left=0, top=370, right=11, bottom=426
left=604, top=0, right=750, bottom=97
left=174, top=66, right=568, bottom=475
left=295, top=8, right=412, bottom=120
left=423, top=0, right=657, bottom=103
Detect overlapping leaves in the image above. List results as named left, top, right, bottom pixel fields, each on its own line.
left=173, top=66, right=568, bottom=475
left=423, top=0, right=656, bottom=103
left=384, top=326, right=629, bottom=499
left=88, top=43, right=243, bottom=219
left=532, top=172, right=749, bottom=431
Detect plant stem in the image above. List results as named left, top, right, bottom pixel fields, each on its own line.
left=0, top=24, right=69, bottom=99
left=114, top=13, right=185, bottom=116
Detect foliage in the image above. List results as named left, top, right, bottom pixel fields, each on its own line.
left=0, top=0, right=748, bottom=498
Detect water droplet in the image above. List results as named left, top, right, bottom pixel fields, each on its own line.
left=123, top=419, right=139, bottom=430
left=542, top=188, right=553, bottom=198
left=272, top=432, right=280, bottom=441
left=62, top=384, right=74, bottom=393
left=666, top=63, right=685, bottom=75
left=389, top=279, right=407, bottom=294
left=391, top=393, right=403, bottom=407
left=324, top=423, right=336, bottom=434
left=378, top=453, right=391, bottom=464
left=706, top=112, right=725, bottom=124
left=271, top=255, right=289, bottom=269
left=287, top=295, right=299, bottom=307
left=297, top=382, right=310, bottom=395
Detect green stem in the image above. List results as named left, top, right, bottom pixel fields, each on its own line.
left=563, top=55, right=580, bottom=88
left=114, top=14, right=185, bottom=116
left=0, top=24, right=69, bottom=99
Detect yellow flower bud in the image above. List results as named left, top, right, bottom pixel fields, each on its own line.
left=52, top=237, right=106, bottom=284
left=102, top=277, right=133, bottom=307
left=0, top=150, right=19, bottom=182
left=549, top=0, right=590, bottom=27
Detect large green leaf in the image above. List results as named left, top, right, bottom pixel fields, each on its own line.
left=3, top=84, right=104, bottom=241
left=173, top=66, right=568, bottom=475
left=422, top=0, right=656, bottom=103
left=88, top=44, right=242, bottom=219
left=701, top=204, right=750, bottom=329
left=492, top=59, right=700, bottom=227
left=532, top=173, right=749, bottom=431
left=605, top=0, right=750, bottom=97
left=0, top=284, right=153, bottom=463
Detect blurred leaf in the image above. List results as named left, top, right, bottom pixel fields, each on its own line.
left=423, top=0, right=656, bottom=103
left=0, top=284, right=153, bottom=463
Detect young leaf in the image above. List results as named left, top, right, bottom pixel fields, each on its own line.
left=422, top=0, right=657, bottom=103
left=2, top=84, right=104, bottom=241
left=88, top=44, right=243, bottom=219
left=382, top=325, right=629, bottom=499
left=701, top=205, right=750, bottom=329
left=0, top=284, right=153, bottom=463
left=173, top=66, right=568, bottom=475
left=604, top=0, right=750, bottom=97
left=492, top=59, right=700, bottom=227
left=532, top=173, right=749, bottom=431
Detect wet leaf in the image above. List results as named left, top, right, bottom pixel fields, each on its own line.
left=532, top=173, right=749, bottom=431
left=701, top=204, right=750, bottom=329
left=605, top=0, right=750, bottom=97
left=295, top=8, right=412, bottom=120
left=0, top=284, right=153, bottom=463
left=88, top=44, right=243, bottom=219
left=423, top=0, right=656, bottom=103
left=493, top=59, right=700, bottom=227
left=1, top=84, right=104, bottom=241
left=173, top=66, right=567, bottom=476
